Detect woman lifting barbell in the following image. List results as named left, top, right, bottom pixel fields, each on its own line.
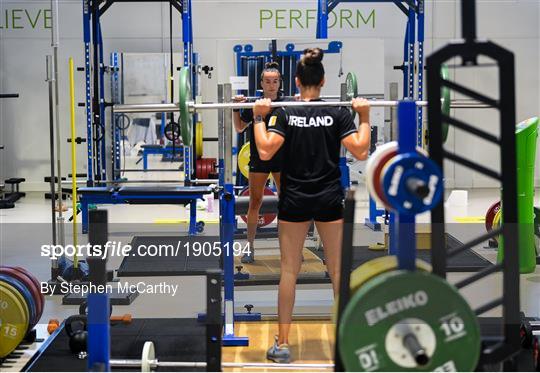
left=252, top=48, right=371, bottom=363
left=232, top=61, right=290, bottom=264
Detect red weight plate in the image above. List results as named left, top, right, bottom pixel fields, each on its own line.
left=0, top=266, right=42, bottom=327
left=372, top=150, right=398, bottom=209
left=208, top=158, right=217, bottom=174
left=239, top=187, right=277, bottom=227
left=11, top=266, right=44, bottom=318
left=196, top=160, right=202, bottom=179
left=485, top=201, right=501, bottom=232
left=202, top=159, right=209, bottom=179
left=206, top=159, right=212, bottom=179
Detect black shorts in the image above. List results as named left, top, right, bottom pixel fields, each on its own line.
left=278, top=194, right=344, bottom=222
left=249, top=159, right=281, bottom=174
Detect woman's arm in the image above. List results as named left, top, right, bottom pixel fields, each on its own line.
left=232, top=95, right=249, bottom=133
left=233, top=111, right=249, bottom=133
left=342, top=98, right=371, bottom=160
left=252, top=99, right=285, bottom=160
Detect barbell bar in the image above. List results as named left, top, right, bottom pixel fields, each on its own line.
left=109, top=359, right=333, bottom=370
left=113, top=98, right=490, bottom=114
left=113, top=99, right=431, bottom=114
left=108, top=341, right=333, bottom=371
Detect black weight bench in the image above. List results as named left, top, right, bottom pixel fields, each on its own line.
left=0, top=177, right=25, bottom=209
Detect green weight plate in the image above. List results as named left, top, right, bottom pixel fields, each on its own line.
left=178, top=68, right=193, bottom=147
left=346, top=72, right=358, bottom=120
left=440, top=64, right=450, bottom=143
left=339, top=270, right=480, bottom=371
left=0, top=283, right=29, bottom=358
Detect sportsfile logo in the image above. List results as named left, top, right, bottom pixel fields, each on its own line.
left=288, top=115, right=334, bottom=128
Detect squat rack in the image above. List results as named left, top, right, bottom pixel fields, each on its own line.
left=317, top=0, right=425, bottom=230
left=427, top=0, right=522, bottom=365
left=82, top=0, right=197, bottom=185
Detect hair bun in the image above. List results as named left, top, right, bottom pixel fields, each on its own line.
left=302, top=48, right=324, bottom=65
left=265, top=61, right=280, bottom=70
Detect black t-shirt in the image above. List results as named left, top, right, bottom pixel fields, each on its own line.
left=267, top=100, right=357, bottom=199
left=240, top=96, right=287, bottom=166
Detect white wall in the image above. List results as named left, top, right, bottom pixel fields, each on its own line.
left=0, top=0, right=539, bottom=191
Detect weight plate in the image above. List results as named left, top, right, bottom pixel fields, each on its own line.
left=115, top=113, right=131, bottom=130
left=164, top=122, right=180, bottom=142
left=0, top=280, right=29, bottom=332
left=366, top=142, right=398, bottom=208
left=198, top=159, right=205, bottom=179
left=195, top=160, right=202, bottom=179
left=0, top=274, right=36, bottom=330
left=382, top=153, right=443, bottom=215
left=206, top=159, right=212, bottom=179
left=196, top=121, right=203, bottom=159
left=350, top=256, right=431, bottom=295
left=0, top=282, right=29, bottom=358
left=142, top=341, right=155, bottom=372
left=339, top=270, right=481, bottom=371
left=346, top=72, right=358, bottom=120
left=374, top=150, right=401, bottom=210
left=209, top=158, right=216, bottom=174
left=203, top=159, right=209, bottom=179
left=492, top=208, right=503, bottom=243
left=13, top=266, right=45, bottom=318
left=334, top=256, right=431, bottom=322
left=178, top=68, right=193, bottom=146
left=239, top=187, right=277, bottom=227
left=0, top=267, right=42, bottom=326
left=440, top=64, right=450, bottom=143
left=367, top=143, right=429, bottom=211
left=238, top=142, right=251, bottom=179
left=485, top=201, right=501, bottom=233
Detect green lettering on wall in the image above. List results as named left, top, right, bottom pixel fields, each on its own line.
left=12, top=9, right=23, bottom=29
left=358, top=9, right=375, bottom=28
left=26, top=9, right=41, bottom=28
left=44, top=8, right=52, bottom=29
left=0, top=8, right=50, bottom=29
left=305, top=9, right=316, bottom=29
left=328, top=10, right=337, bottom=29
left=289, top=9, right=303, bottom=29
left=260, top=9, right=272, bottom=29
left=275, top=9, right=286, bottom=29
left=340, top=9, right=354, bottom=28
left=1, top=9, right=7, bottom=28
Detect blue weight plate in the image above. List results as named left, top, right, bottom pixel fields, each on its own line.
left=382, top=153, right=443, bottom=215
left=0, top=274, right=37, bottom=330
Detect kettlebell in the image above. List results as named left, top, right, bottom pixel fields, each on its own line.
left=79, top=300, right=113, bottom=317
left=65, top=314, right=88, bottom=354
